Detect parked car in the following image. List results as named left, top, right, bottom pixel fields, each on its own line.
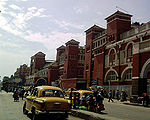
left=72, top=90, right=94, bottom=98
left=65, top=88, right=76, bottom=96
left=23, top=86, right=71, bottom=120
left=71, top=90, right=94, bottom=106
left=65, top=90, right=94, bottom=100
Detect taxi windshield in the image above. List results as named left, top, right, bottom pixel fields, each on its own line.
left=42, top=89, right=64, bottom=97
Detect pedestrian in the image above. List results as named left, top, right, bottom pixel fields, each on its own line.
left=100, top=89, right=104, bottom=97
left=76, top=93, right=80, bottom=106
left=13, top=91, right=19, bottom=102
left=108, top=90, right=114, bottom=102
left=69, top=88, right=74, bottom=108
left=115, top=90, right=120, bottom=101
left=143, top=93, right=149, bottom=107
left=88, top=94, right=95, bottom=112
left=97, top=92, right=104, bottom=105
left=103, top=90, right=108, bottom=98
left=80, top=94, right=88, bottom=107
left=73, top=92, right=77, bottom=109
left=20, top=89, right=25, bottom=100
left=112, top=90, right=115, bottom=99
left=120, top=91, right=127, bottom=102
left=25, top=91, right=29, bottom=97
left=94, top=90, right=98, bottom=105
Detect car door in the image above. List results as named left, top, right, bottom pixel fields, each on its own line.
left=26, top=88, right=37, bottom=111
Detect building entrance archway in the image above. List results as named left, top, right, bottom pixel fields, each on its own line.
left=36, top=78, right=47, bottom=86
left=140, top=58, right=150, bottom=95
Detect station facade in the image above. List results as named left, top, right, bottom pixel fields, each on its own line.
left=26, top=39, right=85, bottom=90
left=25, top=11, right=150, bottom=97
left=84, top=11, right=150, bottom=96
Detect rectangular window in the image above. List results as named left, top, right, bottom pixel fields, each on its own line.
left=98, top=41, right=100, bottom=46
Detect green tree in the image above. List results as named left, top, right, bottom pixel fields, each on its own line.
left=2, top=76, right=10, bottom=91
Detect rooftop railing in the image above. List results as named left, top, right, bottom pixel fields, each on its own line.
left=139, top=39, right=150, bottom=50
left=120, top=22, right=150, bottom=40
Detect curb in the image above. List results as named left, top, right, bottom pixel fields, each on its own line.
left=71, top=110, right=105, bottom=120
left=70, top=109, right=122, bottom=120
left=123, top=102, right=150, bottom=107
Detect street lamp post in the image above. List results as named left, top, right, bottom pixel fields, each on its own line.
left=0, top=76, right=1, bottom=92
left=108, top=80, right=111, bottom=92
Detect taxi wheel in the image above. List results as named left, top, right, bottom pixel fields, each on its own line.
left=64, top=112, right=68, bottom=118
left=32, top=114, right=38, bottom=120
left=32, top=109, right=39, bottom=120
left=23, top=102, right=28, bottom=115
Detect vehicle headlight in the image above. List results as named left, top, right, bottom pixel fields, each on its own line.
left=67, top=100, right=71, bottom=104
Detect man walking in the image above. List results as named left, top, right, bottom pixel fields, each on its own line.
left=115, top=90, right=120, bottom=101
left=108, top=90, right=114, bottom=102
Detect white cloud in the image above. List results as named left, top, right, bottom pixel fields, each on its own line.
left=96, top=11, right=103, bottom=16
left=0, top=15, right=23, bottom=35
left=76, top=8, right=82, bottom=14
left=24, top=31, right=85, bottom=50
left=0, top=5, right=47, bottom=35
left=74, top=6, right=89, bottom=14
left=34, top=8, right=47, bottom=17
left=23, top=30, right=85, bottom=61
left=23, top=7, right=46, bottom=21
left=0, top=1, right=7, bottom=12
left=51, top=17, right=85, bottom=30
left=28, top=7, right=37, bottom=12
left=17, top=0, right=29, bottom=1
left=0, top=49, right=31, bottom=79
left=0, top=40, right=19, bottom=48
left=9, top=4, right=22, bottom=10
left=56, top=20, right=84, bottom=30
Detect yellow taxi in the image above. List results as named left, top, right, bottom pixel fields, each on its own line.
left=70, top=90, right=94, bottom=106
left=65, top=88, right=76, bottom=96
left=23, top=86, right=71, bottom=120
left=72, top=90, right=94, bottom=98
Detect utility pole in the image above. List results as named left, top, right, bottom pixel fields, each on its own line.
left=0, top=76, right=1, bottom=92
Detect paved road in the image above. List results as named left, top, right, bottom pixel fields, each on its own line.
left=0, top=91, right=83, bottom=120
left=103, top=99, right=150, bottom=120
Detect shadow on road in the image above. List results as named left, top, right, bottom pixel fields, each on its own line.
left=26, top=113, right=68, bottom=120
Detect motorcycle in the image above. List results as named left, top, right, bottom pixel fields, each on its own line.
left=95, top=103, right=105, bottom=113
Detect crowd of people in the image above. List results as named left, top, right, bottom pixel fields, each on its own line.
left=12, top=86, right=32, bottom=102
left=68, top=88, right=134, bottom=112
left=9, top=86, right=150, bottom=108
left=69, top=88, right=105, bottom=112
left=107, top=90, right=128, bottom=102
left=12, top=87, right=25, bottom=102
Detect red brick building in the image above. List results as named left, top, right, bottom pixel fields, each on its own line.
left=14, top=64, right=30, bottom=84
left=58, top=39, right=85, bottom=89
left=84, top=11, right=150, bottom=96
left=26, top=39, right=85, bottom=89
left=26, top=52, right=55, bottom=86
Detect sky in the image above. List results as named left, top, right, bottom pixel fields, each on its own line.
left=0, top=0, right=150, bottom=80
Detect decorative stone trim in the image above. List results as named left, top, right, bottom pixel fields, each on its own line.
left=140, top=58, right=150, bottom=78
left=121, top=67, right=132, bottom=81
left=104, top=68, right=119, bottom=82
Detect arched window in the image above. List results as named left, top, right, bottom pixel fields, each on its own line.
left=109, top=49, right=115, bottom=65
left=107, top=71, right=117, bottom=81
left=127, top=44, right=133, bottom=58
left=124, top=69, right=132, bottom=81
